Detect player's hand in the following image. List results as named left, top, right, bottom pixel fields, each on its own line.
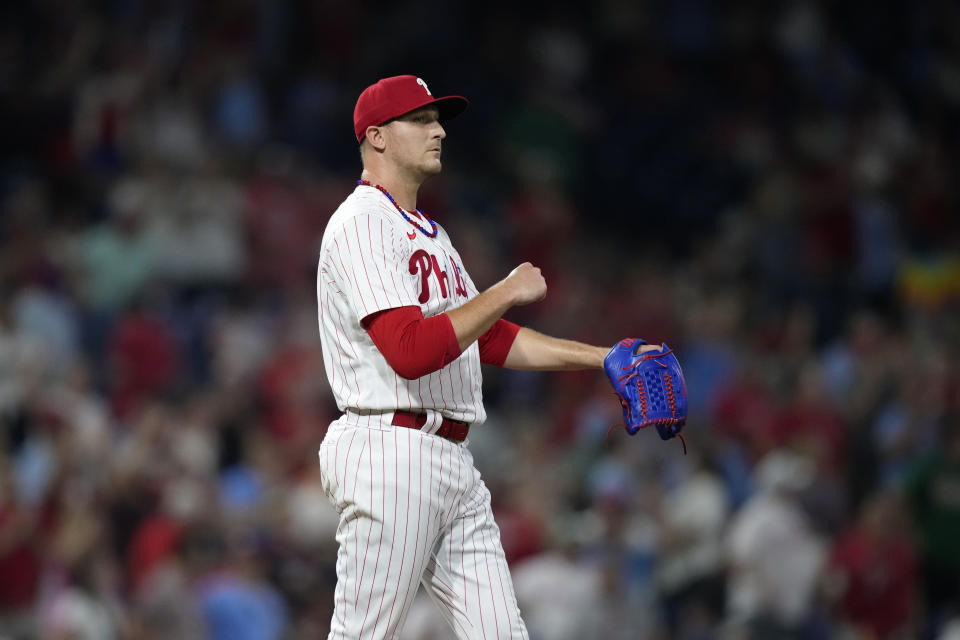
left=503, top=262, right=547, bottom=306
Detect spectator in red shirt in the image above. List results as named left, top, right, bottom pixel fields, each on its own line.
left=777, top=362, right=847, bottom=473
left=0, top=459, right=43, bottom=638
left=108, top=302, right=180, bottom=420
left=824, top=491, right=918, bottom=638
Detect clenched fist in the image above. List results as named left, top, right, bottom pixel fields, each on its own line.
left=503, top=262, right=547, bottom=306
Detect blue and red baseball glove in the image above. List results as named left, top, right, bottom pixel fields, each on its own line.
left=604, top=338, right=687, bottom=445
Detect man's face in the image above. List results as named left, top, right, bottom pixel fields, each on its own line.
left=382, top=106, right=446, bottom=178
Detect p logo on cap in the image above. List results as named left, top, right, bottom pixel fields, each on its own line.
left=353, top=75, right=468, bottom=143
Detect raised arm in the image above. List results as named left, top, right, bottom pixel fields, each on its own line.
left=362, top=262, right=547, bottom=379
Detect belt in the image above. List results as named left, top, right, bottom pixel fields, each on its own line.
left=391, top=411, right=470, bottom=442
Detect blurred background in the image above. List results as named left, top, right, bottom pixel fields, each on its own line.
left=1, top=0, right=959, bottom=639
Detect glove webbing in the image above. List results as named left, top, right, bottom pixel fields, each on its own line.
left=612, top=348, right=687, bottom=454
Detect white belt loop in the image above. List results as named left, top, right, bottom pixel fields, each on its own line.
left=421, top=410, right=443, bottom=435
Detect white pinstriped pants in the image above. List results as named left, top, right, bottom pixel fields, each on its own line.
left=318, top=418, right=529, bottom=640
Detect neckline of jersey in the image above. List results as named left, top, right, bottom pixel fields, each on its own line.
left=357, top=180, right=439, bottom=239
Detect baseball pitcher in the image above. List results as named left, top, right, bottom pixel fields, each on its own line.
left=316, top=75, right=687, bottom=639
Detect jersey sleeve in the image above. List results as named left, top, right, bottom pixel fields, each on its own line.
left=324, top=213, right=421, bottom=319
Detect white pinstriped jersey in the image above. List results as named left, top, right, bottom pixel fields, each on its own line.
left=317, top=183, right=486, bottom=425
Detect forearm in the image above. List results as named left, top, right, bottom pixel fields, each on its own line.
left=446, top=280, right=518, bottom=352
left=502, top=327, right=608, bottom=371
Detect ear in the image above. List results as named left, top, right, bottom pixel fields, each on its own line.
left=365, top=125, right=388, bottom=152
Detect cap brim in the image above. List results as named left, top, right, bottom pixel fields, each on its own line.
left=433, top=95, right=468, bottom=122
left=391, top=95, right=468, bottom=124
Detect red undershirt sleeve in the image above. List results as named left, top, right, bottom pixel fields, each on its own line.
left=363, top=308, right=522, bottom=377
left=362, top=306, right=463, bottom=380
left=477, top=319, right=522, bottom=366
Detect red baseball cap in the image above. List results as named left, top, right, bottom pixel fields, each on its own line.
left=353, top=75, right=468, bottom=143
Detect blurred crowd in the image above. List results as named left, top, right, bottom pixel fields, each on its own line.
left=2, top=1, right=960, bottom=639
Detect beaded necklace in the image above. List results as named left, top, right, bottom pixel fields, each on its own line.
left=357, top=180, right=438, bottom=238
